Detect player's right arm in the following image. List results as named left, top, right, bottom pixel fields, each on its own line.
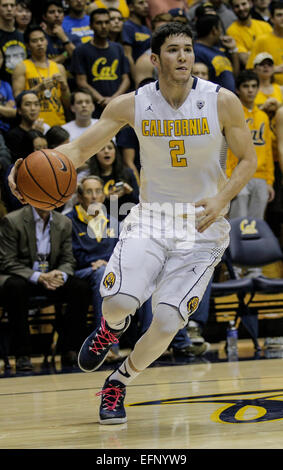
left=57, top=92, right=135, bottom=168
left=8, top=92, right=135, bottom=203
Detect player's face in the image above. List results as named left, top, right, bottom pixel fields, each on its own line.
left=154, top=34, right=194, bottom=84
left=72, top=92, right=94, bottom=119
left=192, top=62, right=209, bottom=80
left=96, top=141, right=116, bottom=170
left=231, top=0, right=251, bottom=20
left=91, top=13, right=110, bottom=38
left=237, top=80, right=258, bottom=107
left=19, top=94, right=41, bottom=123
left=79, top=179, right=105, bottom=211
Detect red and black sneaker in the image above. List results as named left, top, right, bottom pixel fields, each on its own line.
left=78, top=316, right=131, bottom=372
left=97, top=378, right=127, bottom=424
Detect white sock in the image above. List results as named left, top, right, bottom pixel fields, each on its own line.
left=109, top=355, right=141, bottom=386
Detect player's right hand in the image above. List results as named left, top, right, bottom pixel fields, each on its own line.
left=8, top=159, right=27, bottom=204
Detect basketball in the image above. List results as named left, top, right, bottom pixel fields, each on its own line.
left=16, top=149, right=77, bottom=210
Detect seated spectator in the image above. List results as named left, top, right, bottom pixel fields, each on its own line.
left=89, top=139, right=139, bottom=221
left=66, top=175, right=118, bottom=330
left=62, top=88, right=97, bottom=141
left=108, top=7, right=124, bottom=43
left=192, top=61, right=209, bottom=80
left=45, top=125, right=70, bottom=148
left=251, top=0, right=272, bottom=23
left=42, top=0, right=76, bottom=65
left=122, top=0, right=151, bottom=83
left=26, top=129, right=48, bottom=151
left=226, top=0, right=272, bottom=67
left=70, top=8, right=130, bottom=118
left=187, top=0, right=237, bottom=32
left=15, top=0, right=33, bottom=34
left=246, top=1, right=283, bottom=86
left=4, top=90, right=49, bottom=161
left=0, top=204, right=91, bottom=371
left=12, top=25, right=71, bottom=127
left=62, top=0, right=94, bottom=46
left=194, top=14, right=238, bottom=92
left=88, top=0, right=130, bottom=18
left=168, top=7, right=190, bottom=24
left=0, top=78, right=16, bottom=132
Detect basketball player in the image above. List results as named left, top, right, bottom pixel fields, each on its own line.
left=9, top=23, right=257, bottom=425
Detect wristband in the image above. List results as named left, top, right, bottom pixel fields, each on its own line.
left=228, top=48, right=238, bottom=54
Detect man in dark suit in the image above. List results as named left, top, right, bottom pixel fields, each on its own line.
left=0, top=204, right=91, bottom=371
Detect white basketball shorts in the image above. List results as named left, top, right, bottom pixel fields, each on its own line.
left=100, top=203, right=230, bottom=321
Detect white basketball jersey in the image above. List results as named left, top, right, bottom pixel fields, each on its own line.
left=134, top=77, right=228, bottom=205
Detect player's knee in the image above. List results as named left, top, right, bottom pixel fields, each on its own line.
left=102, top=293, right=139, bottom=323
left=153, top=304, right=185, bottom=337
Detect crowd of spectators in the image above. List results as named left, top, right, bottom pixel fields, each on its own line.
left=0, top=0, right=282, bottom=371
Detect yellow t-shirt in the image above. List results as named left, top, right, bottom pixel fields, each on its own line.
left=226, top=104, right=274, bottom=185
left=254, top=83, right=283, bottom=108
left=23, top=59, right=66, bottom=126
left=226, top=19, right=272, bottom=54
left=90, top=0, right=129, bottom=18
left=246, top=32, right=283, bottom=85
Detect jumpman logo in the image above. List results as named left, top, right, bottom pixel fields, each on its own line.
left=188, top=266, right=197, bottom=274
left=145, top=104, right=153, bottom=112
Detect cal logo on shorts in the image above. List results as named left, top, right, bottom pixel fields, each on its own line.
left=103, top=272, right=116, bottom=289
left=187, top=296, right=199, bottom=314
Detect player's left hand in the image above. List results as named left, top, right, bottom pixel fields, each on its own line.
left=195, top=196, right=226, bottom=233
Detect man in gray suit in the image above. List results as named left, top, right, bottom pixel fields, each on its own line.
left=0, top=205, right=91, bottom=371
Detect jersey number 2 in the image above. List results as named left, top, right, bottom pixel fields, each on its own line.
left=169, top=140, right=187, bottom=167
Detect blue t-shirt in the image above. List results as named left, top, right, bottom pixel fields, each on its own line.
left=62, top=15, right=93, bottom=45
left=122, top=19, right=151, bottom=62
left=0, top=80, right=14, bottom=131
left=71, top=41, right=130, bottom=117
left=193, top=43, right=235, bottom=92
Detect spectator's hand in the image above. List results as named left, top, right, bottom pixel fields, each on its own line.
left=52, top=73, right=68, bottom=91
left=274, top=64, right=283, bottom=74
left=99, top=96, right=113, bottom=108
left=32, top=118, right=45, bottom=133
left=38, top=270, right=65, bottom=290
left=267, top=184, right=275, bottom=202
left=8, top=159, right=27, bottom=204
left=220, top=35, right=237, bottom=53
left=91, top=260, right=107, bottom=271
left=52, top=24, right=68, bottom=40
left=259, top=98, right=280, bottom=116
left=108, top=182, right=133, bottom=198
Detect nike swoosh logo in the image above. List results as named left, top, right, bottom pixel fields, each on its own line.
left=53, top=154, right=67, bottom=172
left=118, top=365, right=130, bottom=378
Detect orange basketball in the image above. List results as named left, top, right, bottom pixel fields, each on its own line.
left=16, top=149, right=77, bottom=210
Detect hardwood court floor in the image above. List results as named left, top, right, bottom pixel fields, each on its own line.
left=1, top=342, right=283, bottom=449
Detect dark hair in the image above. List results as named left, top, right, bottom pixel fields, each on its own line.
left=151, top=22, right=193, bottom=55
left=90, top=7, right=110, bottom=25
left=70, top=88, right=95, bottom=106
left=108, top=7, right=123, bottom=16
left=24, top=24, right=45, bottom=44
left=15, top=90, right=38, bottom=109
left=89, top=141, right=131, bottom=185
left=195, top=14, right=220, bottom=38
left=151, top=12, right=173, bottom=30
left=16, top=0, right=31, bottom=9
left=42, top=0, right=63, bottom=16
left=45, top=126, right=70, bottom=148
left=236, top=70, right=260, bottom=89
left=269, top=0, right=283, bottom=16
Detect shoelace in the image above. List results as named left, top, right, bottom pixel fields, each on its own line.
left=96, top=384, right=125, bottom=411
left=89, top=317, right=119, bottom=355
